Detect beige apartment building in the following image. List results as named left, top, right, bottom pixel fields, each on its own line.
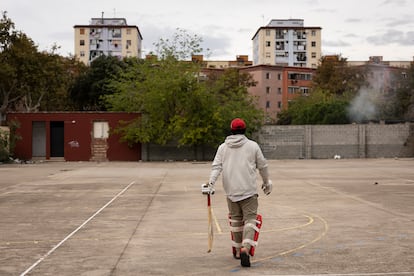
left=74, top=17, right=143, bottom=65
left=252, top=19, right=322, bottom=68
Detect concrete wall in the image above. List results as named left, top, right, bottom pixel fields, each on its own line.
left=141, top=143, right=216, bottom=162
left=257, top=123, right=414, bottom=159
left=142, top=123, right=414, bottom=161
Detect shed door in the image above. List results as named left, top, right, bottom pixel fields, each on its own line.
left=32, top=121, right=46, bottom=157
left=50, top=121, right=64, bottom=157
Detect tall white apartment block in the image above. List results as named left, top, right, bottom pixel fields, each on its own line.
left=252, top=19, right=322, bottom=68
left=74, top=17, right=143, bottom=65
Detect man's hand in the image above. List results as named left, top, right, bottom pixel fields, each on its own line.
left=201, top=183, right=215, bottom=195
left=262, top=180, right=272, bottom=195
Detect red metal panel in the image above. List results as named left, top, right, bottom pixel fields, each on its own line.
left=106, top=114, right=141, bottom=161
left=64, top=113, right=92, bottom=161
left=7, top=112, right=141, bottom=162
left=7, top=114, right=32, bottom=160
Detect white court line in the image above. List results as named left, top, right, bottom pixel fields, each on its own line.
left=20, top=181, right=136, bottom=276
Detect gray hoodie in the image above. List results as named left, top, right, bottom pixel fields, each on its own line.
left=209, top=134, right=269, bottom=202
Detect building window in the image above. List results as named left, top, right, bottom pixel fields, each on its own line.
left=276, top=41, right=284, bottom=50
left=80, top=39, right=85, bottom=46
left=288, top=73, right=297, bottom=80
left=93, top=121, right=109, bottom=139
left=295, top=53, right=306, bottom=62
left=80, top=28, right=85, bottom=35
left=278, top=87, right=282, bottom=94
left=276, top=30, right=284, bottom=39
left=112, top=29, right=122, bottom=38
left=112, top=39, right=121, bottom=48
left=266, top=29, right=271, bottom=36
left=266, top=72, right=271, bottom=79
left=266, top=41, right=271, bottom=47
left=311, top=52, right=317, bottom=58
left=278, top=73, right=281, bottom=80
left=288, top=73, right=312, bottom=80
left=265, top=52, right=271, bottom=58
left=288, top=87, right=299, bottom=94
left=80, top=51, right=85, bottom=57
left=266, top=101, right=270, bottom=108
left=311, top=41, right=316, bottom=47
left=277, top=101, right=282, bottom=108
left=126, top=40, right=131, bottom=49
left=126, top=28, right=131, bottom=35
left=311, top=30, right=316, bottom=36
left=266, top=87, right=270, bottom=94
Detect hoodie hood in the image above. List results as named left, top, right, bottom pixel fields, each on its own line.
left=224, top=134, right=248, bottom=148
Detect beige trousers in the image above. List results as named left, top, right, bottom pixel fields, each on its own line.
left=227, top=194, right=258, bottom=253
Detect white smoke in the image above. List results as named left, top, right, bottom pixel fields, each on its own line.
left=347, top=87, right=379, bottom=123
left=347, top=65, right=395, bottom=123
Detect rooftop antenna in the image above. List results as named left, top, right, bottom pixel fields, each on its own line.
left=101, top=11, right=104, bottom=24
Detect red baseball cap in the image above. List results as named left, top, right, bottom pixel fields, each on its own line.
left=230, top=118, right=246, bottom=130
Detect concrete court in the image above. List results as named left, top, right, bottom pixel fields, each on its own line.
left=0, top=158, right=413, bottom=276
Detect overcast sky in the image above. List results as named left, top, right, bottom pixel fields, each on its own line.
left=2, top=0, right=414, bottom=61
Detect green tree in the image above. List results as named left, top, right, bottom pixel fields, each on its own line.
left=204, top=68, right=263, bottom=138
left=277, top=90, right=350, bottom=125
left=0, top=12, right=79, bottom=119
left=103, top=30, right=264, bottom=147
left=39, top=48, right=86, bottom=111
left=19, top=46, right=79, bottom=112
left=278, top=55, right=367, bottom=125
left=154, top=28, right=206, bottom=60
left=395, top=64, right=414, bottom=121
left=0, top=120, right=21, bottom=161
left=70, top=55, right=125, bottom=110
left=0, top=11, right=27, bottom=120
left=312, top=55, right=367, bottom=99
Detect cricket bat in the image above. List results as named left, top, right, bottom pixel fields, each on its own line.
left=207, top=194, right=213, bottom=253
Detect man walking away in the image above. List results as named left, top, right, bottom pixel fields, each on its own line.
left=203, top=118, right=272, bottom=267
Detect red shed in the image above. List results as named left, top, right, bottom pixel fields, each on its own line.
left=7, top=112, right=141, bottom=162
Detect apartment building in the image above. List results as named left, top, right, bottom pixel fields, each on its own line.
left=252, top=19, right=322, bottom=68
left=74, top=17, right=143, bottom=65
left=347, top=56, right=413, bottom=68
left=191, top=54, right=253, bottom=68
left=240, top=65, right=315, bottom=122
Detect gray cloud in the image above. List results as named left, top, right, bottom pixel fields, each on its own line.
left=345, top=18, right=363, bottom=23
left=202, top=35, right=233, bottom=58
left=381, top=0, right=406, bottom=5
left=344, top=33, right=359, bottom=38
left=383, top=16, right=414, bottom=27
left=366, top=29, right=414, bottom=45
left=139, top=24, right=233, bottom=59
left=311, top=8, right=337, bottom=13
left=322, top=40, right=351, bottom=47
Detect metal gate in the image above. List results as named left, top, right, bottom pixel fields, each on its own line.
left=32, top=121, right=46, bottom=157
